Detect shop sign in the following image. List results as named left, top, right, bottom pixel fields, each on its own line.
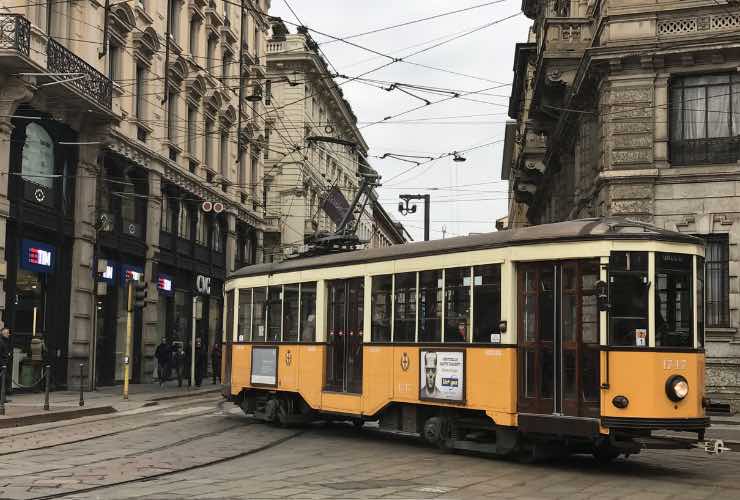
left=120, top=265, right=144, bottom=286
left=195, top=274, right=212, bottom=295
left=157, top=274, right=174, bottom=295
left=21, top=239, right=55, bottom=273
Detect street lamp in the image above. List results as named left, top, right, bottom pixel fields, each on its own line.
left=398, top=194, right=430, bottom=241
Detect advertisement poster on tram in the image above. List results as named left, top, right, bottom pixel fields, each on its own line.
left=251, top=346, right=278, bottom=386
left=420, top=350, right=465, bottom=402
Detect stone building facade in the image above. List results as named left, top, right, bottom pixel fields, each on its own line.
left=262, top=25, right=406, bottom=261
left=502, top=0, right=740, bottom=409
left=0, top=0, right=271, bottom=389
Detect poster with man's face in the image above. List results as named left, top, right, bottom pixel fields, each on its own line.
left=419, top=350, right=464, bottom=402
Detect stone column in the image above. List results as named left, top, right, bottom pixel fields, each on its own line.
left=68, top=133, right=103, bottom=390
left=141, top=170, right=163, bottom=382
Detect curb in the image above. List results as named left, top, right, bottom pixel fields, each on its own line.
left=0, top=406, right=116, bottom=429
left=146, top=387, right=222, bottom=402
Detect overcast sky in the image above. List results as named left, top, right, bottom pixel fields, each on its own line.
left=268, top=0, right=531, bottom=241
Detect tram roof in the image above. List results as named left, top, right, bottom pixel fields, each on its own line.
left=231, top=218, right=701, bottom=279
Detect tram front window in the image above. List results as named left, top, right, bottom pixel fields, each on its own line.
left=656, top=253, right=693, bottom=347
left=608, top=251, right=649, bottom=347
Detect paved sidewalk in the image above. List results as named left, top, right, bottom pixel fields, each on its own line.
left=0, top=379, right=223, bottom=428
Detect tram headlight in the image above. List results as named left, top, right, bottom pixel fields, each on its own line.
left=665, top=375, right=689, bottom=402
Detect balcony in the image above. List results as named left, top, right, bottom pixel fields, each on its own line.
left=0, top=14, right=31, bottom=57
left=47, top=38, right=113, bottom=109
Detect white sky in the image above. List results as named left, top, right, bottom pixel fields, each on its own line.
left=268, top=0, right=531, bottom=241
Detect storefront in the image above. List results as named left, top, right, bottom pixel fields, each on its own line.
left=3, top=107, right=77, bottom=389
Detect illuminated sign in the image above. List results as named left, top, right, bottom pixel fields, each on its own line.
left=120, top=265, right=144, bottom=286
left=97, top=260, right=116, bottom=284
left=20, top=239, right=55, bottom=273
left=102, top=265, right=114, bottom=280
left=157, top=274, right=174, bottom=295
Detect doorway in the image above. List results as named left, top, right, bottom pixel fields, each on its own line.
left=518, top=260, right=600, bottom=417
left=325, top=278, right=364, bottom=394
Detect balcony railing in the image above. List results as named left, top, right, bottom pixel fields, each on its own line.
left=47, top=38, right=113, bottom=109
left=0, top=14, right=31, bottom=57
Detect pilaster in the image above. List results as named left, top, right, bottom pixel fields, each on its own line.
left=141, top=170, right=163, bottom=382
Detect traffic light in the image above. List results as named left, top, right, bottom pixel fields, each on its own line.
left=134, top=281, right=148, bottom=309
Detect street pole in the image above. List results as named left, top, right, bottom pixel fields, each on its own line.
left=123, top=279, right=133, bottom=399
left=191, top=296, right=197, bottom=388
left=398, top=194, right=431, bottom=241
left=423, top=194, right=430, bottom=242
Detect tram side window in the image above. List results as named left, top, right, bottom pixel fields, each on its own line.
left=266, top=286, right=282, bottom=341
left=697, top=257, right=705, bottom=348
left=253, top=288, right=267, bottom=341
left=418, top=270, right=442, bottom=342
left=445, top=267, right=470, bottom=342
left=300, top=282, right=317, bottom=342
left=656, top=253, right=693, bottom=347
left=394, top=272, right=416, bottom=342
left=473, top=264, right=501, bottom=343
left=237, top=288, right=252, bottom=341
left=283, top=284, right=299, bottom=342
left=608, top=251, right=649, bottom=346
left=371, top=275, right=392, bottom=342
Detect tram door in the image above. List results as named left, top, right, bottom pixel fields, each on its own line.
left=325, top=278, right=364, bottom=394
left=518, top=260, right=600, bottom=417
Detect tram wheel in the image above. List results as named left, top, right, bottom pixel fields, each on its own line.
left=593, top=445, right=620, bottom=464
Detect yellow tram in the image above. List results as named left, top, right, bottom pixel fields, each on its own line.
left=223, top=218, right=712, bottom=461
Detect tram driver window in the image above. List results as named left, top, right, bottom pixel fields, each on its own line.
left=608, top=251, right=649, bottom=347
left=655, top=253, right=693, bottom=348
left=445, top=267, right=470, bottom=342
left=418, top=270, right=442, bottom=342
left=473, top=264, right=501, bottom=343
left=371, top=275, right=392, bottom=342
left=252, top=288, right=267, bottom=341
left=283, top=284, right=299, bottom=342
left=394, top=272, right=416, bottom=342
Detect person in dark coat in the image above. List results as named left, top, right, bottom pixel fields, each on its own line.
left=1, top=327, right=12, bottom=398
left=194, top=337, right=207, bottom=387
left=174, top=343, right=190, bottom=387
left=154, top=338, right=171, bottom=386
left=211, top=342, right=222, bottom=384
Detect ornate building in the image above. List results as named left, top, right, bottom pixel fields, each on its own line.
left=0, top=0, right=271, bottom=388
left=262, top=23, right=406, bottom=261
left=502, top=0, right=740, bottom=410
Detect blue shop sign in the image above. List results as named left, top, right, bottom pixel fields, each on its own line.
left=20, top=239, right=55, bottom=273
left=120, top=264, right=144, bottom=286
left=157, top=274, right=174, bottom=295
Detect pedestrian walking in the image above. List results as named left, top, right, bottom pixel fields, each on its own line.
left=174, top=343, right=190, bottom=387
left=211, top=342, right=222, bottom=384
left=154, top=338, right=171, bottom=386
left=0, top=327, right=12, bottom=400
left=194, top=337, right=207, bottom=387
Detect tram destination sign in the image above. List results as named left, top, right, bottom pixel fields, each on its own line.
left=420, top=349, right=465, bottom=403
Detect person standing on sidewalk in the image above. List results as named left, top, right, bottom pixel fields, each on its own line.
left=1, top=327, right=12, bottom=399
left=154, top=338, right=171, bottom=386
left=194, top=337, right=207, bottom=387
left=211, top=342, right=221, bottom=385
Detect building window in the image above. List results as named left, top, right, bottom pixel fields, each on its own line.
left=178, top=203, right=192, bottom=240
left=21, top=123, right=54, bottom=189
left=187, top=106, right=196, bottom=154
left=212, top=220, right=223, bottom=252
left=189, top=16, right=199, bottom=57
left=108, top=43, right=121, bottom=82
left=222, top=51, right=232, bottom=83
left=263, top=127, right=270, bottom=159
left=134, top=65, right=146, bottom=120
left=265, top=80, right=271, bottom=106
left=168, top=0, right=181, bottom=42
left=161, top=195, right=172, bottom=232
left=167, top=92, right=178, bottom=143
left=220, top=131, right=229, bottom=176
left=207, top=35, right=217, bottom=74
left=204, top=117, right=214, bottom=168
left=704, top=234, right=730, bottom=328
left=196, top=210, right=207, bottom=245
left=670, top=74, right=740, bottom=165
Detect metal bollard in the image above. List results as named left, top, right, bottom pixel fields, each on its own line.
left=79, top=363, right=84, bottom=407
left=43, top=364, right=50, bottom=411
left=0, top=365, right=6, bottom=416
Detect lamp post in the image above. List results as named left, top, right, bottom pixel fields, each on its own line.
left=398, top=194, right=430, bottom=241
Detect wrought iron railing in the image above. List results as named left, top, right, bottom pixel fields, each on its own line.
left=46, top=38, right=113, bottom=109
left=0, top=14, right=31, bottom=56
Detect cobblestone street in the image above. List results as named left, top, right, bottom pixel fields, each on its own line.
left=1, top=394, right=739, bottom=499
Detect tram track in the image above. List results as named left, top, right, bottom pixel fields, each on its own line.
left=27, top=428, right=306, bottom=500
left=1, top=400, right=224, bottom=457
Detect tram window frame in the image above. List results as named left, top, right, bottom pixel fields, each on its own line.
left=283, top=284, right=299, bottom=342
left=266, top=286, right=282, bottom=341
left=697, top=257, right=705, bottom=348
left=444, top=267, right=471, bottom=343
left=655, top=252, right=693, bottom=348
left=418, top=270, right=443, bottom=343
left=252, top=287, right=267, bottom=341
left=237, top=288, right=253, bottom=341
left=608, top=251, right=649, bottom=347
left=394, top=272, right=417, bottom=342
left=371, top=274, right=392, bottom=342
left=472, top=264, right=502, bottom=343
left=300, top=282, right=317, bottom=342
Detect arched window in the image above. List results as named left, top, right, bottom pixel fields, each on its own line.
left=212, top=219, right=223, bottom=252
left=21, top=123, right=54, bottom=189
